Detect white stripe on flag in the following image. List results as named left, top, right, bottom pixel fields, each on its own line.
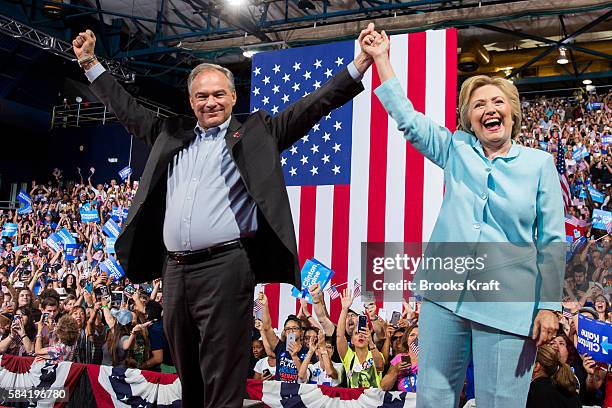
left=314, top=185, right=334, bottom=309
left=422, top=30, right=447, bottom=242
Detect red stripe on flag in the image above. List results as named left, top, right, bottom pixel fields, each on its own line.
left=330, top=184, right=350, bottom=321
left=445, top=29, right=458, bottom=133
left=403, top=32, right=426, bottom=299
left=265, top=284, right=280, bottom=329
left=297, top=186, right=317, bottom=313
left=368, top=61, right=389, bottom=310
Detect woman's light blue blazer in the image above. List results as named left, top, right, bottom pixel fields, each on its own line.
left=374, top=77, right=566, bottom=336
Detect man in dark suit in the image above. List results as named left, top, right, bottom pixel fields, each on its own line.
left=72, top=27, right=374, bottom=407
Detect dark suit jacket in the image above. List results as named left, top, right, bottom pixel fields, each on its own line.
left=89, top=67, right=364, bottom=287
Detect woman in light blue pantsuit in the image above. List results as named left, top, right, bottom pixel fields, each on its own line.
left=361, top=26, right=565, bottom=407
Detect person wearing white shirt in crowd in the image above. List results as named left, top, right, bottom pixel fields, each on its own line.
left=298, top=327, right=343, bottom=386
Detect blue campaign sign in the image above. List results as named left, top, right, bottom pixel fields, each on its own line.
left=102, top=219, right=121, bottom=238
left=579, top=186, right=605, bottom=203
left=572, top=146, right=582, bottom=161
left=80, top=208, right=100, bottom=223
left=577, top=314, right=612, bottom=363
left=1, top=223, right=18, bottom=237
left=118, top=166, right=132, bottom=181
left=105, top=237, right=116, bottom=254
left=539, top=141, right=548, bottom=150
left=57, top=228, right=77, bottom=245
left=592, top=209, right=612, bottom=230
left=46, top=233, right=63, bottom=252
left=100, top=258, right=125, bottom=281
left=290, top=258, right=335, bottom=304
left=111, top=206, right=129, bottom=222
left=603, top=135, right=612, bottom=145
left=64, top=243, right=79, bottom=261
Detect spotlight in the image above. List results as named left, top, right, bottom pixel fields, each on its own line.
left=75, top=96, right=82, bottom=103
left=582, top=79, right=592, bottom=85
left=242, top=49, right=259, bottom=58
left=227, top=0, right=245, bottom=6
left=557, top=46, right=569, bottom=65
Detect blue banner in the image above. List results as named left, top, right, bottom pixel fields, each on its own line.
left=603, top=135, right=612, bottom=146
left=105, top=237, right=116, bottom=254
left=100, top=258, right=125, bottom=281
left=592, top=209, right=612, bottom=230
left=17, top=190, right=32, bottom=215
left=57, top=228, right=77, bottom=245
left=290, top=258, right=335, bottom=304
left=102, top=219, right=121, bottom=238
left=45, top=233, right=63, bottom=252
left=580, top=186, right=606, bottom=203
left=64, top=243, right=79, bottom=261
left=118, top=166, right=132, bottom=181
left=577, top=313, right=612, bottom=363
left=539, top=141, right=548, bottom=150
left=111, top=206, right=128, bottom=222
left=1, top=223, right=18, bottom=237
left=80, top=208, right=100, bottom=223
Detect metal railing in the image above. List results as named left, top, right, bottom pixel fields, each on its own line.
left=51, top=100, right=175, bottom=128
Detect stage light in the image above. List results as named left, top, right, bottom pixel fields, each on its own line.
left=582, top=78, right=592, bottom=85
left=242, top=49, right=259, bottom=58
left=227, top=0, right=245, bottom=7
left=75, top=96, right=82, bottom=103
left=557, top=47, right=569, bottom=65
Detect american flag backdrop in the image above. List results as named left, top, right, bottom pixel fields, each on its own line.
left=251, top=29, right=457, bottom=329
left=557, top=136, right=572, bottom=211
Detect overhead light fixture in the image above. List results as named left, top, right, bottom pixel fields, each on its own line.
left=582, top=78, right=592, bottom=85
left=43, top=0, right=65, bottom=15
left=75, top=96, right=82, bottom=103
left=586, top=84, right=595, bottom=92
left=42, top=37, right=55, bottom=50
left=298, top=0, right=316, bottom=10
left=557, top=46, right=569, bottom=65
left=242, top=49, right=259, bottom=58
left=227, top=0, right=245, bottom=6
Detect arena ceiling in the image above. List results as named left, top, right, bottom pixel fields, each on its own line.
left=0, top=0, right=611, bottom=88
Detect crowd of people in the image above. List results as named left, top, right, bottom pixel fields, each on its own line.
left=0, top=85, right=610, bottom=406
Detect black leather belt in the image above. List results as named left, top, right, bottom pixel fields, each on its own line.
left=168, top=239, right=247, bottom=265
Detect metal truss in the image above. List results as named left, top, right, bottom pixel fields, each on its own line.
left=0, top=14, right=136, bottom=82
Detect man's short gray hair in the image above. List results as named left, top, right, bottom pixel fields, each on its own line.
left=187, top=63, right=236, bottom=95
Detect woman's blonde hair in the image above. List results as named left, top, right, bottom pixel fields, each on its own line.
left=536, top=344, right=577, bottom=396
left=458, top=75, right=522, bottom=139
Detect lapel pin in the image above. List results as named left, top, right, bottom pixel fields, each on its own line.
left=233, top=131, right=241, bottom=138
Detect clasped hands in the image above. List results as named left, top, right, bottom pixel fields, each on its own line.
left=356, top=23, right=390, bottom=67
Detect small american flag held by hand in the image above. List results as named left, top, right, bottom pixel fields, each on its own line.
left=352, top=279, right=362, bottom=298
left=326, top=284, right=340, bottom=300
left=409, top=338, right=419, bottom=356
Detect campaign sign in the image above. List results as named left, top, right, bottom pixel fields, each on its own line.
left=80, top=208, right=100, bottom=223
left=603, top=135, right=612, bottom=145
left=580, top=186, right=605, bottom=203
left=111, top=206, right=129, bottom=222
left=572, top=146, right=582, bottom=161
left=118, top=166, right=132, bottom=181
left=102, top=219, right=121, bottom=238
left=64, top=243, right=79, bottom=261
left=105, top=237, right=116, bottom=254
left=57, top=228, right=77, bottom=245
left=45, top=233, right=63, bottom=252
left=592, top=209, right=612, bottom=230
left=17, top=204, right=32, bottom=215
left=539, top=141, right=548, bottom=150
left=1, top=223, right=18, bottom=237
left=100, top=258, right=125, bottom=281
left=577, top=314, right=612, bottom=363
left=290, top=258, right=334, bottom=304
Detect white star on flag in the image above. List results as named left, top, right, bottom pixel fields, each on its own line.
left=321, top=154, right=330, bottom=163
left=280, top=157, right=287, bottom=166
left=272, top=64, right=281, bottom=73
left=301, top=135, right=309, bottom=143
left=332, top=143, right=341, bottom=153
left=335, top=57, right=344, bottom=66
left=313, top=80, right=321, bottom=89
left=293, top=62, right=301, bottom=71
left=292, top=83, right=300, bottom=92
left=322, top=132, right=331, bottom=142
left=332, top=165, right=341, bottom=174
left=272, top=85, right=280, bottom=94
left=334, top=121, right=342, bottom=131
left=300, top=155, right=309, bottom=165
left=325, top=113, right=332, bottom=120
left=263, top=76, right=270, bottom=85
left=253, top=67, right=261, bottom=76
left=281, top=94, right=290, bottom=103
left=324, top=68, right=333, bottom=78
left=303, top=71, right=312, bottom=80
left=314, top=59, right=322, bottom=68
left=271, top=105, right=279, bottom=114
left=310, top=166, right=319, bottom=175
left=262, top=96, right=269, bottom=105
left=313, top=123, right=320, bottom=132
left=253, top=87, right=260, bottom=96
left=311, top=144, right=319, bottom=154
left=289, top=167, right=297, bottom=176
left=282, top=73, right=291, bottom=82
left=290, top=145, right=298, bottom=155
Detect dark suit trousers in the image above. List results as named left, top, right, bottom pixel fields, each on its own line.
left=162, top=246, right=255, bottom=407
